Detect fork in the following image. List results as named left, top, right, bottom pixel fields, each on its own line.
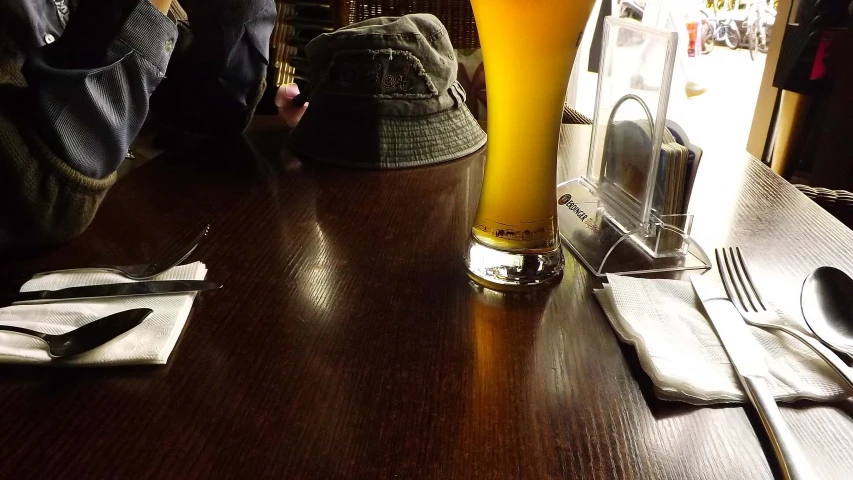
left=716, top=247, right=853, bottom=391
left=31, top=225, right=210, bottom=281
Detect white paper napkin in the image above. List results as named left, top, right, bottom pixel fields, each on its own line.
left=594, top=274, right=850, bottom=404
left=0, top=262, right=207, bottom=366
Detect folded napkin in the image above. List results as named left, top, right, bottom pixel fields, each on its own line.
left=594, top=274, right=850, bottom=404
left=0, top=262, right=207, bottom=366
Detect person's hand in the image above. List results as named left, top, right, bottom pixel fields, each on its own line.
left=275, top=83, right=308, bottom=128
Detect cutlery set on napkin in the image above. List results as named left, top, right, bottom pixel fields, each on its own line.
left=0, top=227, right=219, bottom=365
left=596, top=274, right=849, bottom=404
left=595, top=248, right=853, bottom=480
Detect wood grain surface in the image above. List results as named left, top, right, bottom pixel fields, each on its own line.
left=1, top=117, right=853, bottom=479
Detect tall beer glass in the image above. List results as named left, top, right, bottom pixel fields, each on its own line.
left=465, top=0, right=596, bottom=287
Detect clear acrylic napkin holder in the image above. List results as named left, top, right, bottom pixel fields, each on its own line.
left=556, top=178, right=710, bottom=277
left=557, top=18, right=711, bottom=278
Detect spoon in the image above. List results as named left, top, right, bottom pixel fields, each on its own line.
left=0, top=308, right=153, bottom=358
left=801, top=267, right=853, bottom=357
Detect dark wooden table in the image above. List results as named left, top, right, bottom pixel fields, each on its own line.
left=2, top=117, right=853, bottom=479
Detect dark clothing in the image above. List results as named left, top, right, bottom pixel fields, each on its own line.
left=0, top=0, right=274, bottom=248
left=22, top=0, right=179, bottom=178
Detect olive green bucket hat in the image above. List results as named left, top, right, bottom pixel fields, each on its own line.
left=287, top=14, right=486, bottom=169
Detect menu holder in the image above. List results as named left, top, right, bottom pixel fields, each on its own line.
left=558, top=17, right=711, bottom=277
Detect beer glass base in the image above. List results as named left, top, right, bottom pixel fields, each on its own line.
left=464, top=236, right=564, bottom=288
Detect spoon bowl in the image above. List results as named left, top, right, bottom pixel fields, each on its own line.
left=0, top=309, right=153, bottom=358
left=801, top=267, right=853, bottom=356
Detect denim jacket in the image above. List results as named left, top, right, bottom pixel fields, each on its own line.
left=0, top=0, right=274, bottom=248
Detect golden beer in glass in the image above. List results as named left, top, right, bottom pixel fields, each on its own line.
left=465, top=0, right=597, bottom=287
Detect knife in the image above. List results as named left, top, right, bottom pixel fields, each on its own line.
left=2, top=280, right=221, bottom=306
left=691, top=275, right=815, bottom=480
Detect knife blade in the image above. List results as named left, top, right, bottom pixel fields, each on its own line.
left=691, top=274, right=816, bottom=480
left=3, top=280, right=221, bottom=306
left=691, top=274, right=767, bottom=377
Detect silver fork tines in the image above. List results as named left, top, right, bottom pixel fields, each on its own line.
left=734, top=247, right=767, bottom=311
left=718, top=247, right=765, bottom=313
